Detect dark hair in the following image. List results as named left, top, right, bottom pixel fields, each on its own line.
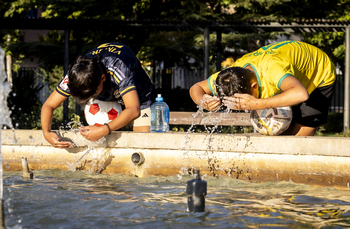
left=67, top=55, right=103, bottom=105
left=216, top=67, right=253, bottom=98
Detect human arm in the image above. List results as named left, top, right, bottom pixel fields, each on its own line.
left=226, top=75, right=309, bottom=110
left=189, top=79, right=221, bottom=111
left=41, top=90, right=73, bottom=148
left=79, top=90, right=141, bottom=141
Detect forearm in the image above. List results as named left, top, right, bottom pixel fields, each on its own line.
left=41, top=104, right=54, bottom=134
left=190, top=84, right=207, bottom=105
left=255, top=87, right=309, bottom=109
left=257, top=75, right=310, bottom=109
left=41, top=91, right=67, bottom=135
left=107, top=107, right=140, bottom=132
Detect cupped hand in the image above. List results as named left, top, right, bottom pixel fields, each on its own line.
left=201, top=94, right=221, bottom=111
left=223, top=93, right=259, bottom=110
left=79, top=125, right=107, bottom=141
left=44, top=132, right=73, bottom=148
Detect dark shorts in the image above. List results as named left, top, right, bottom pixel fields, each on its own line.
left=291, top=82, right=335, bottom=128
left=140, top=92, right=153, bottom=110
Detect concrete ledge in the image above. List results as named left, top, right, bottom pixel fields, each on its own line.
left=2, top=130, right=350, bottom=190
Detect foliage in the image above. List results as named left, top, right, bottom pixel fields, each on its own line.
left=2, top=0, right=350, bottom=133
left=4, top=64, right=79, bottom=130
left=2, top=0, right=238, bottom=66
left=229, top=0, right=350, bottom=72
left=232, top=0, right=344, bottom=20
left=194, top=31, right=291, bottom=75
left=40, top=65, right=82, bottom=129
left=138, top=31, right=203, bottom=69
left=303, top=32, right=345, bottom=73
left=7, top=68, right=43, bottom=129
left=4, top=0, right=350, bottom=73
left=48, top=96, right=84, bottom=130
left=41, top=65, right=64, bottom=91
left=315, top=112, right=344, bottom=136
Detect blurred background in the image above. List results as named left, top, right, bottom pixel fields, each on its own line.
left=1, top=0, right=349, bottom=135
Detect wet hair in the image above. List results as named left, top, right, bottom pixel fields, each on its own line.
left=67, top=55, right=103, bottom=105
left=216, top=67, right=253, bottom=98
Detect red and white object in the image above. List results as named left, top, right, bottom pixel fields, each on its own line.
left=84, top=99, right=122, bottom=126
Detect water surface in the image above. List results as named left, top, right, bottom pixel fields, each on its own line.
left=4, top=170, right=350, bottom=228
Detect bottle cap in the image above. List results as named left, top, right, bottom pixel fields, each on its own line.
left=194, top=170, right=201, bottom=179
left=156, top=94, right=163, bottom=102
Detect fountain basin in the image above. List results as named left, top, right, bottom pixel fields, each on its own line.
left=2, top=130, right=350, bottom=190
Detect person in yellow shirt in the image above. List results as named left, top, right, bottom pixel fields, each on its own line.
left=190, top=40, right=336, bottom=136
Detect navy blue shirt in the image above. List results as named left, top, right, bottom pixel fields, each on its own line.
left=56, top=43, right=153, bottom=109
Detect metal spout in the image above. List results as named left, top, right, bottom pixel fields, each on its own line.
left=21, top=157, right=33, bottom=179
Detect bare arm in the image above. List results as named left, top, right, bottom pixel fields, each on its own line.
left=228, top=76, right=309, bottom=110
left=109, top=90, right=141, bottom=130
left=79, top=90, right=141, bottom=141
left=189, top=79, right=221, bottom=111
left=41, top=90, right=73, bottom=148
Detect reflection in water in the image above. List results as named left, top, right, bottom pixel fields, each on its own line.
left=4, top=170, right=350, bottom=228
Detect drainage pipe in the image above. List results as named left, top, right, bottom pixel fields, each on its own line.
left=21, top=157, right=33, bottom=179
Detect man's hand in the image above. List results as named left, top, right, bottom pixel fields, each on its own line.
left=223, top=94, right=259, bottom=110
left=79, top=125, right=108, bottom=141
left=201, top=94, right=221, bottom=111
left=44, top=132, right=73, bottom=148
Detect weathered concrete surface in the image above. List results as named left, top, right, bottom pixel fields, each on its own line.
left=2, top=129, right=350, bottom=190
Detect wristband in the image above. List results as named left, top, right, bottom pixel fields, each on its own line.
left=104, top=123, right=111, bottom=135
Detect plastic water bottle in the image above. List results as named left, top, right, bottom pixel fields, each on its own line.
left=150, top=94, right=169, bottom=132
left=186, top=170, right=207, bottom=212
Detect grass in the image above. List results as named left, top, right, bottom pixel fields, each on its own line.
left=315, top=130, right=350, bottom=137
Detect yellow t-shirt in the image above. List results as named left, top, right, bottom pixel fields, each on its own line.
left=208, top=40, right=336, bottom=98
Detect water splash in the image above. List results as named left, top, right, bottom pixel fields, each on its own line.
left=68, top=147, right=112, bottom=173
left=57, top=119, right=110, bottom=173
left=178, top=86, right=232, bottom=178
left=0, top=47, right=13, bottom=129
left=53, top=109, right=110, bottom=172
left=1, top=46, right=13, bottom=227
left=178, top=83, right=253, bottom=179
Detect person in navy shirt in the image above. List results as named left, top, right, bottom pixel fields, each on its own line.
left=41, top=43, right=153, bottom=148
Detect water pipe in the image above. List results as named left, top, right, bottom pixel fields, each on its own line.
left=21, top=157, right=33, bottom=179
left=131, top=152, right=145, bottom=165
